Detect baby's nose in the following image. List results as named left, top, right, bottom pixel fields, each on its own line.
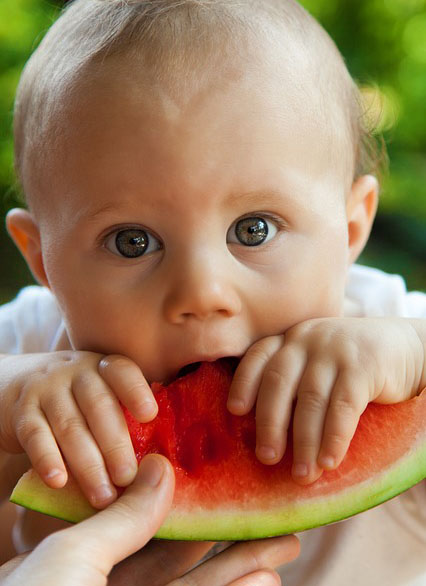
left=162, top=252, right=241, bottom=323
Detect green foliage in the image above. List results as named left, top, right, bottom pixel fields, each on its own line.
left=0, top=0, right=61, bottom=302
left=300, top=0, right=426, bottom=218
left=0, top=0, right=61, bottom=190
left=299, top=0, right=426, bottom=293
left=0, top=0, right=425, bottom=304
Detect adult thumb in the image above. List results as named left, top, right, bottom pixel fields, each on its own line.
left=71, top=454, right=175, bottom=570
left=3, top=455, right=175, bottom=586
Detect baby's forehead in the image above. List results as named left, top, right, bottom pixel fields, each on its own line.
left=56, top=40, right=349, bottom=191
left=90, top=1, right=349, bottom=117
left=15, top=0, right=356, bottom=208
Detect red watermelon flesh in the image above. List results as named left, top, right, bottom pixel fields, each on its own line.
left=10, top=359, right=426, bottom=540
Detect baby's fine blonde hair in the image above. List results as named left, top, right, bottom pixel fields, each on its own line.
left=14, top=0, right=385, bottom=203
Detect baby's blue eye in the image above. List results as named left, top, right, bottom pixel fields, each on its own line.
left=227, top=216, right=278, bottom=246
left=105, top=228, right=162, bottom=258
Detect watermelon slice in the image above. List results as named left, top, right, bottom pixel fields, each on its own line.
left=10, top=359, right=426, bottom=540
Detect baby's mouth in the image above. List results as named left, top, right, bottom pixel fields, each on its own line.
left=176, top=361, right=202, bottom=378
left=173, top=356, right=240, bottom=382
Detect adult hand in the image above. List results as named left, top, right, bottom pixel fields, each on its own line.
left=0, top=454, right=300, bottom=585
left=109, top=533, right=300, bottom=586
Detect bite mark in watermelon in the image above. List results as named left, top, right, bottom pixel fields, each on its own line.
left=10, top=360, right=426, bottom=540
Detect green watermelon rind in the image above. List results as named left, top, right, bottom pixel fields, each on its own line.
left=10, top=470, right=96, bottom=524
left=159, top=443, right=426, bottom=539
left=10, top=440, right=426, bottom=540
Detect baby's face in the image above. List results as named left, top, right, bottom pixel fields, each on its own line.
left=32, top=55, right=351, bottom=382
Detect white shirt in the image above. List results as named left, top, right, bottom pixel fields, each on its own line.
left=1, top=264, right=425, bottom=585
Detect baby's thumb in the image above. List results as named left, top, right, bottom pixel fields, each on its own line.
left=71, top=454, right=175, bottom=571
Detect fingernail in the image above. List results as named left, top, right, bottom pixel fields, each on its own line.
left=227, top=398, right=246, bottom=413
left=45, top=468, right=64, bottom=480
left=92, top=484, right=116, bottom=506
left=139, top=456, right=164, bottom=488
left=256, top=445, right=277, bottom=461
left=45, top=468, right=66, bottom=487
left=115, top=462, right=138, bottom=486
left=319, top=456, right=334, bottom=470
left=292, top=463, right=308, bottom=477
left=137, top=400, right=157, bottom=420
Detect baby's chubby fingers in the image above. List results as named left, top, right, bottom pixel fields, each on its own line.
left=15, top=405, right=68, bottom=489
left=98, top=355, right=158, bottom=422
left=41, top=390, right=118, bottom=509
left=255, top=348, right=305, bottom=465
left=72, top=372, right=138, bottom=488
left=227, top=337, right=284, bottom=416
left=317, top=370, right=369, bottom=472
left=291, top=361, right=338, bottom=484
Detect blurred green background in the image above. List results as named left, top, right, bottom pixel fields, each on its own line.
left=0, top=0, right=425, bottom=304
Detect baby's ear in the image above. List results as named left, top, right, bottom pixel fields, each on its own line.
left=346, top=175, right=379, bottom=264
left=6, top=208, right=49, bottom=288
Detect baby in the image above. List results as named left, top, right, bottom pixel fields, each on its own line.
left=0, top=0, right=425, bottom=583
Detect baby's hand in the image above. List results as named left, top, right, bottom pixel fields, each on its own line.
left=227, top=318, right=425, bottom=485
left=0, top=352, right=157, bottom=508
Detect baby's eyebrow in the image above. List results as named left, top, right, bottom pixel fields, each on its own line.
left=84, top=190, right=295, bottom=224
left=226, top=189, right=292, bottom=209
left=80, top=189, right=299, bottom=229
left=85, top=201, right=128, bottom=224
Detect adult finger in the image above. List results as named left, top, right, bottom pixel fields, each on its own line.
left=0, top=553, right=29, bottom=581
left=170, top=535, right=300, bottom=586
left=111, top=535, right=298, bottom=586
left=109, top=541, right=215, bottom=586
left=72, top=454, right=174, bottom=565
left=227, top=569, right=282, bottom=586
left=3, top=455, right=175, bottom=586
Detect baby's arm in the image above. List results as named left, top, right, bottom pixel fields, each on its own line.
left=0, top=352, right=158, bottom=508
left=228, top=317, right=426, bottom=485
